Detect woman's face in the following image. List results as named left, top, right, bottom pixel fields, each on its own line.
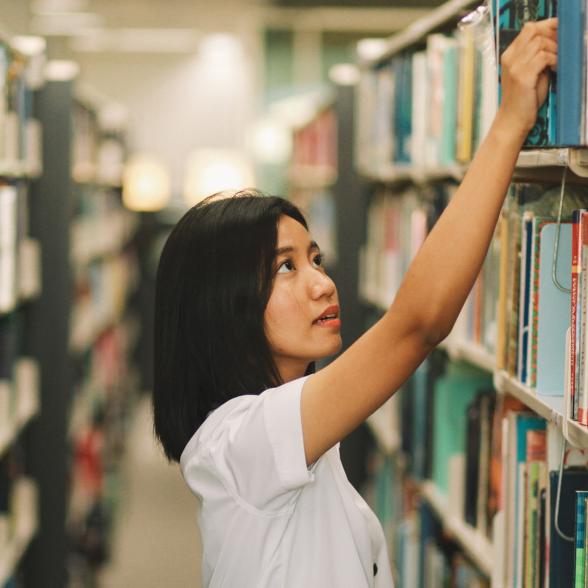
left=264, top=215, right=342, bottom=382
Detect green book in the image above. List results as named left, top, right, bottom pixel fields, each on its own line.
left=575, top=491, right=588, bottom=587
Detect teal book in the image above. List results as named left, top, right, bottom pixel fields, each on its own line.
left=495, top=0, right=557, bottom=146
left=431, top=362, right=493, bottom=494
left=535, top=222, right=572, bottom=397
left=439, top=40, right=458, bottom=166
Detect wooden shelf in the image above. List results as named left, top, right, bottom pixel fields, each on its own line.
left=419, top=480, right=494, bottom=578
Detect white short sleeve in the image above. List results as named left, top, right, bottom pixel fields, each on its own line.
left=193, top=376, right=315, bottom=513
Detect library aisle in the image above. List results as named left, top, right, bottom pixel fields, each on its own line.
left=99, top=396, right=202, bottom=588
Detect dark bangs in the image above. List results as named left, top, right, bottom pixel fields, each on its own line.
left=153, top=191, right=308, bottom=462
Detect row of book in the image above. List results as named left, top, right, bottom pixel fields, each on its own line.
left=361, top=179, right=588, bottom=416
left=355, top=10, right=496, bottom=173
left=359, top=183, right=499, bottom=353
left=0, top=41, right=42, bottom=175
left=365, top=347, right=588, bottom=586
left=70, top=185, right=138, bottom=269
left=67, top=321, right=139, bottom=573
left=0, top=184, right=41, bottom=315
left=357, top=0, right=588, bottom=179
left=0, top=442, right=37, bottom=588
left=496, top=183, right=585, bottom=408
left=290, top=108, right=337, bottom=175
left=492, top=0, right=588, bottom=147
left=395, top=503, right=489, bottom=588
left=65, top=88, right=140, bottom=584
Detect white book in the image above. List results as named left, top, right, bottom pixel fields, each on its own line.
left=0, top=185, right=18, bottom=312
left=411, top=51, right=428, bottom=169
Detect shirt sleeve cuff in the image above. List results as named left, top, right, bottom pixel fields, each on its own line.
left=262, top=375, right=315, bottom=491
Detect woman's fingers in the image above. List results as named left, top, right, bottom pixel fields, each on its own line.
left=502, top=19, right=558, bottom=73
left=525, top=48, right=558, bottom=78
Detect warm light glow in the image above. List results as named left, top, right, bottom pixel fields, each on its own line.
left=122, top=155, right=171, bottom=212
left=44, top=59, right=80, bottom=81
left=11, top=36, right=47, bottom=56
left=183, top=149, right=255, bottom=206
left=248, top=118, right=292, bottom=165
left=356, top=38, right=388, bottom=61
left=329, top=63, right=360, bottom=86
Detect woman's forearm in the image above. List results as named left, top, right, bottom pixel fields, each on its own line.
left=390, top=110, right=528, bottom=344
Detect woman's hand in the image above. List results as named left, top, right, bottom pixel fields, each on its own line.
left=496, top=17, right=558, bottom=137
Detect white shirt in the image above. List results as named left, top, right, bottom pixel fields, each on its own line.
left=180, top=376, right=394, bottom=588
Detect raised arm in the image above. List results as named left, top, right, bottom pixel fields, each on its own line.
left=301, top=19, right=558, bottom=466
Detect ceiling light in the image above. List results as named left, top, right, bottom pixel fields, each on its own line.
left=356, top=38, right=389, bottom=62
left=44, top=60, right=80, bottom=81
left=329, top=64, right=360, bottom=86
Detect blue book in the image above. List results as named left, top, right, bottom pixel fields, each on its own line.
left=536, top=222, right=572, bottom=397
left=557, top=0, right=585, bottom=146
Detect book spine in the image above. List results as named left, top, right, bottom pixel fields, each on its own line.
left=556, top=0, right=584, bottom=146
left=572, top=210, right=581, bottom=419
left=575, top=491, right=588, bottom=588
left=580, top=212, right=588, bottom=425
left=529, top=219, right=543, bottom=389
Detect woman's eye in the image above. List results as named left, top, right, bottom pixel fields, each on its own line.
left=277, top=260, right=295, bottom=274
left=312, top=253, right=323, bottom=268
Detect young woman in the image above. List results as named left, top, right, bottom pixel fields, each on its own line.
left=153, top=19, right=558, bottom=588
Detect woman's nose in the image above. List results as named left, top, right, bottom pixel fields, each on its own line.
left=309, top=270, right=336, bottom=300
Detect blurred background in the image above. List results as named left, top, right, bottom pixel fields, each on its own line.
left=0, top=0, right=484, bottom=587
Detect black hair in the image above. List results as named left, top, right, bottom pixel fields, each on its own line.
left=153, top=189, right=309, bottom=462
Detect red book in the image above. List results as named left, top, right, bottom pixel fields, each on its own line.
left=571, top=211, right=581, bottom=418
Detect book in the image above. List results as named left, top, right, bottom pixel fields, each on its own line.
left=575, top=490, right=588, bottom=588
left=524, top=429, right=546, bottom=588
left=556, top=0, right=585, bottom=146
left=571, top=211, right=586, bottom=420
left=534, top=221, right=572, bottom=397
left=0, top=185, right=18, bottom=314
left=456, top=25, right=476, bottom=162
left=517, top=212, right=534, bottom=384
left=579, top=212, right=588, bottom=424
left=549, top=469, right=588, bottom=588
left=494, top=0, right=556, bottom=146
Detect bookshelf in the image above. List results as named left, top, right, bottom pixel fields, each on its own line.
left=24, top=67, right=141, bottom=587
left=354, top=0, right=588, bottom=585
left=0, top=34, right=44, bottom=586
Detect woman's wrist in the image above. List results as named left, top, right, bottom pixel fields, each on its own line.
left=490, top=108, right=530, bottom=150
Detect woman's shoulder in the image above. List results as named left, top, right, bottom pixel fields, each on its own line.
left=179, top=376, right=310, bottom=469
left=179, top=394, right=257, bottom=467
